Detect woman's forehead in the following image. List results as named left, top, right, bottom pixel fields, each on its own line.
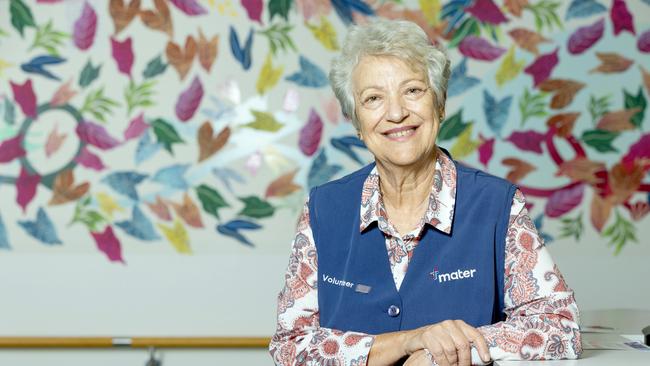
left=352, top=55, right=426, bottom=89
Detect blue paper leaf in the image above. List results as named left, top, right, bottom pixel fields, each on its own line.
left=0, top=213, right=10, bottom=249
left=285, top=55, right=328, bottom=88
left=18, top=207, right=62, bottom=245
left=441, top=0, right=472, bottom=33
left=643, top=0, right=650, bottom=5
left=229, top=26, right=253, bottom=70
left=483, top=89, right=512, bottom=138
left=20, top=55, right=65, bottom=80
left=448, top=58, right=480, bottom=97
left=331, top=0, right=374, bottom=25
left=565, top=0, right=607, bottom=20
left=201, top=95, right=236, bottom=122
left=331, top=135, right=367, bottom=165
left=102, top=171, right=148, bottom=201
left=533, top=214, right=554, bottom=244
left=216, top=219, right=262, bottom=246
left=152, top=164, right=190, bottom=190
left=308, top=149, right=343, bottom=189
left=212, top=167, right=246, bottom=193
left=115, top=206, right=160, bottom=241
left=135, top=130, right=161, bottom=165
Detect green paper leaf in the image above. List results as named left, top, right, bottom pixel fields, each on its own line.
left=244, top=110, right=284, bottom=132
left=602, top=211, right=637, bottom=255
left=10, top=0, right=36, bottom=37
left=519, top=88, right=548, bottom=126
left=257, top=23, right=296, bottom=56
left=79, top=60, right=101, bottom=88
left=559, top=212, right=583, bottom=241
left=438, top=110, right=470, bottom=141
left=143, top=54, right=168, bottom=79
left=69, top=197, right=107, bottom=232
left=124, top=79, right=156, bottom=116
left=3, top=99, right=16, bottom=125
left=447, top=17, right=480, bottom=49
left=268, top=0, right=292, bottom=22
left=79, top=87, right=119, bottom=123
left=588, top=94, right=611, bottom=124
left=195, top=184, right=229, bottom=220
left=623, top=87, right=647, bottom=128
left=525, top=0, right=562, bottom=33
left=29, top=20, right=69, bottom=56
left=581, top=129, right=619, bottom=153
left=151, top=118, right=184, bottom=154
left=238, top=196, right=275, bottom=219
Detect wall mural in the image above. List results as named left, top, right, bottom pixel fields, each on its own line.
left=0, top=0, right=648, bottom=262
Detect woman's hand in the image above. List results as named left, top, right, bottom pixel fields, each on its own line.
left=403, top=349, right=434, bottom=366
left=403, top=319, right=491, bottom=366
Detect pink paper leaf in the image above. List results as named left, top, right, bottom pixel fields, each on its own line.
left=545, top=184, right=585, bottom=218
left=175, top=76, right=204, bottom=122
left=465, top=0, right=508, bottom=24
left=568, top=18, right=604, bottom=55
left=76, top=121, right=121, bottom=150
left=0, top=134, right=26, bottom=163
left=91, top=226, right=125, bottom=263
left=169, top=0, right=208, bottom=15
left=458, top=36, right=507, bottom=61
left=299, top=108, right=323, bottom=156
left=111, top=37, right=134, bottom=77
left=16, top=167, right=41, bottom=213
left=73, top=2, right=97, bottom=50
left=45, top=126, right=67, bottom=157
left=74, top=146, right=106, bottom=171
left=10, top=79, right=37, bottom=118
left=506, top=130, right=546, bottom=154
left=478, top=134, right=494, bottom=168
left=622, top=133, right=650, bottom=166
left=524, top=48, right=559, bottom=87
left=123, top=113, right=149, bottom=140
left=611, top=0, right=635, bottom=36
left=638, top=30, right=650, bottom=53
left=282, top=88, right=299, bottom=112
left=241, top=0, right=263, bottom=23
left=323, top=96, right=341, bottom=124
left=50, top=80, right=77, bottom=106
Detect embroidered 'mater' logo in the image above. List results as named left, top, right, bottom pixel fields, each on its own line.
left=430, top=267, right=477, bottom=283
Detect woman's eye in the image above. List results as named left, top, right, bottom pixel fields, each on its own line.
left=407, top=88, right=424, bottom=95
left=364, top=95, right=381, bottom=104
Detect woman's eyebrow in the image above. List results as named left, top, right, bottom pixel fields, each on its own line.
left=400, top=78, right=426, bottom=86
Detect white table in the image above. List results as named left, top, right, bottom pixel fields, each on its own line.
left=495, top=349, right=650, bottom=365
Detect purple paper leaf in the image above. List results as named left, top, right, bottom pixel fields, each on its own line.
left=74, top=146, right=106, bottom=171
left=568, top=18, right=604, bottom=55
left=465, top=0, right=508, bottom=24
left=458, top=36, right=507, bottom=61
left=241, top=0, right=263, bottom=23
left=91, top=226, right=125, bottom=263
left=76, top=121, right=121, bottom=150
left=16, top=167, right=41, bottom=213
left=73, top=2, right=97, bottom=50
left=524, top=48, right=559, bottom=87
left=478, top=135, right=494, bottom=168
left=545, top=184, right=585, bottom=218
left=622, top=133, right=650, bottom=166
left=169, top=0, right=208, bottom=15
left=299, top=108, right=323, bottom=156
left=638, top=30, right=650, bottom=53
left=175, top=76, right=204, bottom=122
left=123, top=113, right=149, bottom=140
left=611, top=0, right=635, bottom=36
left=111, top=37, right=134, bottom=77
left=506, top=130, right=546, bottom=154
left=10, top=79, right=37, bottom=118
left=0, top=134, right=26, bottom=163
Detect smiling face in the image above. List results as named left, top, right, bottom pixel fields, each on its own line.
left=352, top=55, right=442, bottom=170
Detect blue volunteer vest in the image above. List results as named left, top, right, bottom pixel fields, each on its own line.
left=309, top=152, right=517, bottom=335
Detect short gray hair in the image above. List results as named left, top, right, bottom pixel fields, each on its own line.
left=329, top=19, right=451, bottom=130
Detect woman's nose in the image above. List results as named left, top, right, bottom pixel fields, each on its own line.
left=385, top=96, right=408, bottom=123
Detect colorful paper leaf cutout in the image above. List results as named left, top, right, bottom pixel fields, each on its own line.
left=10, top=0, right=36, bottom=37
left=265, top=169, right=300, bottom=198
left=590, top=193, right=613, bottom=232
left=622, top=133, right=650, bottom=166
left=197, top=28, right=219, bottom=72
left=91, top=225, right=124, bottom=262
left=596, top=108, right=639, bottom=132
left=299, top=108, right=323, bottom=156
left=143, top=54, right=168, bottom=80
left=198, top=122, right=230, bottom=162
left=196, top=184, right=229, bottom=220
left=590, top=52, right=633, bottom=74
left=109, top=0, right=140, bottom=34
left=111, top=36, right=134, bottom=77
left=639, top=30, right=650, bottom=53
left=50, top=79, right=77, bottom=107
left=506, top=130, right=546, bottom=154
left=152, top=164, right=190, bottom=190
left=169, top=193, right=204, bottom=228
left=438, top=109, right=470, bottom=141
left=241, top=0, right=263, bottom=23
left=565, top=0, right=606, bottom=20
left=450, top=124, right=480, bottom=159
left=623, top=87, right=647, bottom=128
left=496, top=47, right=525, bottom=86
left=306, top=16, right=339, bottom=50
left=546, top=112, right=580, bottom=138
left=175, top=76, right=204, bottom=122
left=465, top=0, right=508, bottom=24
left=557, top=157, right=605, bottom=184
left=602, top=210, right=637, bottom=255
left=256, top=53, right=284, bottom=95
left=78, top=60, right=101, bottom=88
left=448, top=58, right=480, bottom=97
left=230, top=26, right=254, bottom=70
left=123, top=113, right=149, bottom=141
left=101, top=171, right=148, bottom=200
left=545, top=184, right=585, bottom=218
left=116, top=205, right=160, bottom=241
left=244, top=110, right=283, bottom=132
left=502, top=157, right=536, bottom=183
left=285, top=55, right=328, bottom=88
left=308, top=149, right=342, bottom=189
left=169, top=0, right=208, bottom=15
left=146, top=195, right=172, bottom=221
left=49, top=169, right=90, bottom=205
left=45, top=124, right=67, bottom=157
left=238, top=196, right=275, bottom=218
left=216, top=219, right=261, bottom=246
left=0, top=134, right=26, bottom=163
left=568, top=18, right=604, bottom=55
left=151, top=118, right=185, bottom=153
left=581, top=129, right=619, bottom=152
left=76, top=121, right=121, bottom=150
left=18, top=207, right=62, bottom=245
left=610, top=0, right=635, bottom=36
left=158, top=219, right=191, bottom=253
left=212, top=166, right=246, bottom=193
left=478, top=135, right=495, bottom=167
left=96, top=192, right=125, bottom=218
left=483, top=89, right=512, bottom=137
left=21, top=54, right=65, bottom=80
left=140, top=0, right=173, bottom=36
left=10, top=79, right=37, bottom=118
left=458, top=36, right=506, bottom=61
left=331, top=135, right=367, bottom=165
left=524, top=48, right=559, bottom=87
left=330, top=0, right=374, bottom=25
left=135, top=130, right=162, bottom=165
left=538, top=79, right=585, bottom=109
left=166, top=36, right=196, bottom=80
left=0, top=213, right=10, bottom=249
left=508, top=28, right=550, bottom=55
left=73, top=1, right=97, bottom=50
left=16, top=166, right=40, bottom=212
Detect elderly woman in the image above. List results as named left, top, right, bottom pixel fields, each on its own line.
left=270, top=19, right=581, bottom=366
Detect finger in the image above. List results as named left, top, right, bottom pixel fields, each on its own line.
left=425, top=338, right=451, bottom=366
left=459, top=324, right=491, bottom=363
left=405, top=350, right=433, bottom=366
left=447, top=322, right=472, bottom=366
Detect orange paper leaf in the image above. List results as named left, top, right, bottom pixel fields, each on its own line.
left=166, top=35, right=197, bottom=80
left=546, top=112, right=580, bottom=137
left=109, top=0, right=140, bottom=34
left=169, top=193, right=204, bottom=228
left=590, top=52, right=633, bottom=74
left=504, top=0, right=528, bottom=17
left=538, top=79, right=585, bottom=109
left=50, top=79, right=77, bottom=107
left=590, top=193, right=613, bottom=232
left=596, top=108, right=640, bottom=132
left=508, top=28, right=550, bottom=55
left=197, top=28, right=219, bottom=72
left=502, top=158, right=536, bottom=183
left=609, top=162, right=644, bottom=205
left=49, top=169, right=90, bottom=205
left=556, top=158, right=605, bottom=184
left=198, top=122, right=230, bottom=162
left=146, top=195, right=172, bottom=221
left=45, top=124, right=67, bottom=158
left=639, top=66, right=650, bottom=97
left=265, top=169, right=301, bottom=198
left=139, top=0, right=173, bottom=36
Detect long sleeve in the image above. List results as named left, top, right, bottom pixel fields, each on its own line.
left=478, top=189, right=582, bottom=361
left=269, top=199, right=375, bottom=366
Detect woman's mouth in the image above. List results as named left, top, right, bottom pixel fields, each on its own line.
left=383, top=126, right=418, bottom=140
